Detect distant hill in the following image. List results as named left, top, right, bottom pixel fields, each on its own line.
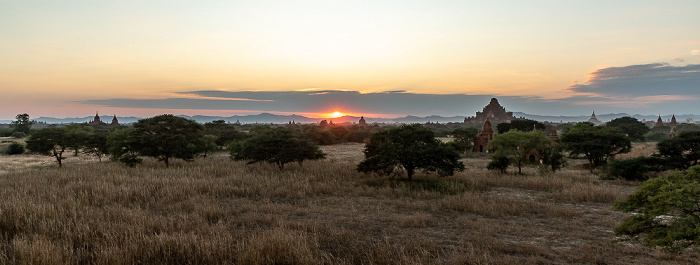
left=1, top=112, right=698, bottom=125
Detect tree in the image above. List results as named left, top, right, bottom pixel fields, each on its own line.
left=496, top=119, right=545, bottom=134
left=559, top=122, right=631, bottom=170
left=63, top=124, right=92, bottom=156
left=130, top=115, right=205, bottom=167
left=487, top=130, right=551, bottom=174
left=450, top=128, right=479, bottom=155
left=656, top=131, right=700, bottom=169
left=25, top=127, right=69, bottom=167
left=10, top=113, right=36, bottom=136
left=107, top=128, right=142, bottom=167
left=615, top=166, right=700, bottom=252
left=606, top=117, right=650, bottom=142
left=203, top=120, right=247, bottom=148
left=230, top=127, right=325, bottom=169
left=83, top=130, right=109, bottom=161
left=356, top=124, right=465, bottom=180
left=198, top=134, right=219, bottom=158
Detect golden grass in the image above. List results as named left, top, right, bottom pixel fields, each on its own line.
left=0, top=144, right=697, bottom=264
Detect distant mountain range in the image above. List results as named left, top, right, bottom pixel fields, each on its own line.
left=1, top=112, right=698, bottom=125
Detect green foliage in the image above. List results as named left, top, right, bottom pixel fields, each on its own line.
left=450, top=128, right=479, bottom=155
left=541, top=144, right=567, bottom=172
left=357, top=124, right=465, bottom=180
left=198, top=134, right=219, bottom=158
left=63, top=124, right=93, bottom=156
left=606, top=156, right=663, bottom=181
left=230, top=127, right=325, bottom=169
left=0, top=128, right=12, bottom=137
left=496, top=119, right=545, bottom=134
left=11, top=132, right=26, bottom=139
left=83, top=130, right=109, bottom=161
left=486, top=153, right=510, bottom=173
left=5, top=142, right=25, bottom=155
left=203, top=120, right=247, bottom=147
left=615, top=166, right=700, bottom=252
left=107, top=127, right=140, bottom=166
left=10, top=113, right=35, bottom=135
left=129, top=115, right=205, bottom=167
left=559, top=122, right=631, bottom=169
left=25, top=127, right=69, bottom=167
left=606, top=117, right=650, bottom=142
left=644, top=131, right=670, bottom=142
left=656, top=131, right=700, bottom=169
left=487, top=130, right=551, bottom=174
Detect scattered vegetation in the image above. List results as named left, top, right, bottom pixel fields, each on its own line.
left=615, top=166, right=700, bottom=252
left=230, top=126, right=325, bottom=169
left=357, top=124, right=465, bottom=180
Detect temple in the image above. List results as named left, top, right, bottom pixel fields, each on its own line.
left=464, top=98, right=516, bottom=124
left=654, top=115, right=664, bottom=128
left=473, top=118, right=496, bottom=152
left=88, top=112, right=119, bottom=126
left=587, top=112, right=602, bottom=125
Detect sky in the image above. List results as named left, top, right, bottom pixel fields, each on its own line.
left=2, top=0, right=700, bottom=120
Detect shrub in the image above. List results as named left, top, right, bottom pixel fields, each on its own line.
left=5, top=142, right=25, bottom=155
left=615, top=166, right=700, bottom=252
left=11, top=132, right=26, bottom=139
left=605, top=156, right=663, bottom=181
left=487, top=154, right=510, bottom=173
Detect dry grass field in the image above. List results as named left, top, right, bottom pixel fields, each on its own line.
left=0, top=142, right=697, bottom=264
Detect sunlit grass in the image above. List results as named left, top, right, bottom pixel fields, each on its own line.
left=0, top=143, right=696, bottom=264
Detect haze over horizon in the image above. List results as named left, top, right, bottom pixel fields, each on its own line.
left=2, top=1, right=700, bottom=120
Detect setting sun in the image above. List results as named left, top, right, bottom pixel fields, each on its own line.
left=328, top=111, right=345, bottom=118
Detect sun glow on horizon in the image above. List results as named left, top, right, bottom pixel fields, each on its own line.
left=326, top=111, right=347, bottom=118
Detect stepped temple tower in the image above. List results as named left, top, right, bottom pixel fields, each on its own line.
left=464, top=98, right=516, bottom=124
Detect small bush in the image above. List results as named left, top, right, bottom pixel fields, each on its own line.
left=487, top=154, right=510, bottom=173
left=119, top=154, right=143, bottom=167
left=11, top=132, right=26, bottom=139
left=5, top=142, right=25, bottom=155
left=605, top=156, right=663, bottom=181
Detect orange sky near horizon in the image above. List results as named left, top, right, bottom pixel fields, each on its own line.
left=2, top=1, right=700, bottom=120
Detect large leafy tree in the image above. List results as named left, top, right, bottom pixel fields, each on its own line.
left=357, top=124, right=465, bottom=180
left=559, top=122, right=631, bottom=169
left=130, top=115, right=205, bottom=167
left=25, top=127, right=69, bottom=167
left=615, top=166, right=700, bottom=252
left=10, top=113, right=36, bottom=135
left=230, top=127, right=325, bottom=169
left=487, top=130, right=551, bottom=174
left=606, top=117, right=650, bottom=142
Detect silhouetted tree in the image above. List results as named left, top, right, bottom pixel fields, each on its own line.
left=230, top=127, right=325, bottom=169
left=25, top=127, right=69, bottom=167
left=10, top=113, right=35, bottom=136
left=130, top=115, right=205, bottom=167
left=496, top=119, right=545, bottom=134
left=107, top=128, right=142, bottom=167
left=450, top=128, right=479, bottom=155
left=357, top=124, right=464, bottom=180
left=606, top=117, right=650, bottom=142
left=560, top=122, right=631, bottom=170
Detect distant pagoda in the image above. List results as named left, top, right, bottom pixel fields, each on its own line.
left=587, top=111, right=602, bottom=125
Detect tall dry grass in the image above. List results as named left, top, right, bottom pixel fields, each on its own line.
left=0, top=145, right=697, bottom=264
